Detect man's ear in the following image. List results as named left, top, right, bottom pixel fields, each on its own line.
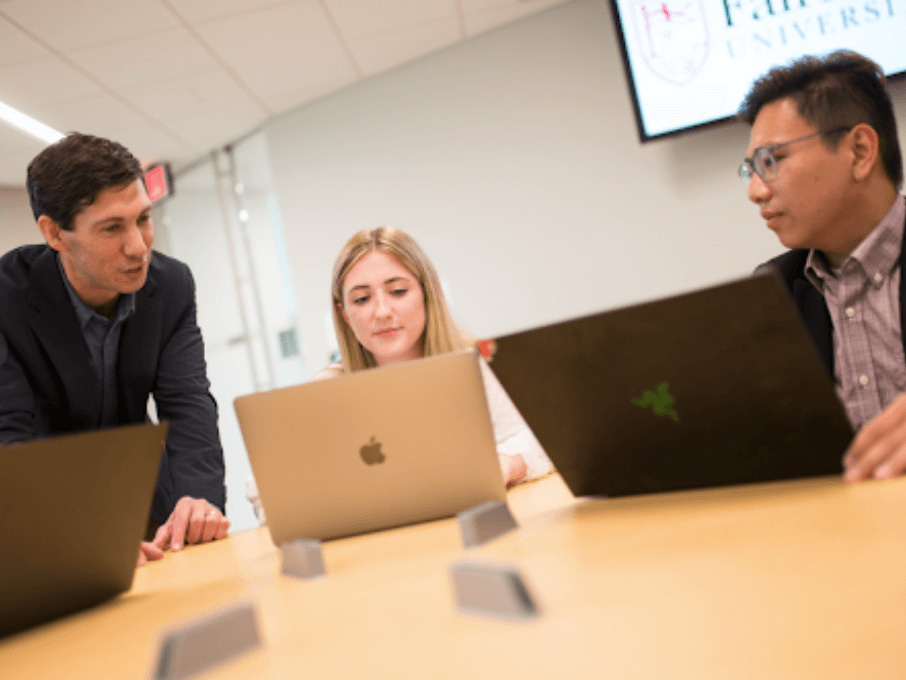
left=849, top=123, right=880, bottom=182
left=37, top=215, right=67, bottom=252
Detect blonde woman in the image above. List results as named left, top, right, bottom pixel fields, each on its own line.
left=246, top=227, right=552, bottom=523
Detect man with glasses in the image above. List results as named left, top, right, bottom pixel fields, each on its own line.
left=738, top=50, right=905, bottom=483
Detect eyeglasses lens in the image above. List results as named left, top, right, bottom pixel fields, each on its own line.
left=754, top=148, right=777, bottom=181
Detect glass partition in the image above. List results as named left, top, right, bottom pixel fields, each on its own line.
left=152, top=131, right=302, bottom=531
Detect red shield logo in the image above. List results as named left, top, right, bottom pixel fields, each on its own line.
left=631, top=0, right=709, bottom=86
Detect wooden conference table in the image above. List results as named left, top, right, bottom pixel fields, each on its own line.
left=2, top=472, right=905, bottom=679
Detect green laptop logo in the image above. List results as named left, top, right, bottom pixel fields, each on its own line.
left=631, top=381, right=678, bottom=423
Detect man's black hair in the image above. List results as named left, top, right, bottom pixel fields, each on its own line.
left=26, top=133, right=144, bottom=230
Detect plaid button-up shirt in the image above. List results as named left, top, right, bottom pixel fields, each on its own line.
left=805, top=194, right=906, bottom=429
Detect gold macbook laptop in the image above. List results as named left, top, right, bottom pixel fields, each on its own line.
left=0, top=422, right=168, bottom=638
left=234, top=350, right=506, bottom=543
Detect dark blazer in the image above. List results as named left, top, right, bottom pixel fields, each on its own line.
left=0, top=244, right=226, bottom=523
left=761, top=211, right=906, bottom=379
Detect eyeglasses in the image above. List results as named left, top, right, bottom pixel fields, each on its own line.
left=738, top=127, right=851, bottom=185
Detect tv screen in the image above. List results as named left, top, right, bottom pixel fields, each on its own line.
left=608, top=0, right=906, bottom=141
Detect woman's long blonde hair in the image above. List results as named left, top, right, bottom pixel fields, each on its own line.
left=331, top=226, right=473, bottom=372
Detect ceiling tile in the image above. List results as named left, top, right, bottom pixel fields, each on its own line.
left=109, top=124, right=200, bottom=167
left=118, top=69, right=265, bottom=121
left=167, top=0, right=293, bottom=24
left=67, top=28, right=222, bottom=90
left=0, top=56, right=105, bottom=111
left=117, top=125, right=205, bottom=167
left=166, top=102, right=263, bottom=151
left=0, top=0, right=545, bottom=188
left=30, top=92, right=151, bottom=138
left=462, top=0, right=565, bottom=36
left=323, top=0, right=458, bottom=39
left=194, top=1, right=357, bottom=98
left=0, top=16, right=49, bottom=67
left=348, top=20, right=461, bottom=77
left=237, top=58, right=355, bottom=105
left=259, top=73, right=356, bottom=113
left=0, top=0, right=180, bottom=52
left=461, top=0, right=543, bottom=10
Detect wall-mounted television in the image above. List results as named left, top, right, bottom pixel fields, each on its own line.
left=608, top=0, right=906, bottom=141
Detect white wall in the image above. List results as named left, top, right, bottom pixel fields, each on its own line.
left=0, top=187, right=40, bottom=253
left=264, top=0, right=906, bottom=375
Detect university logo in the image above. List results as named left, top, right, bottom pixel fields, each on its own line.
left=631, top=381, right=679, bottom=423
left=630, top=0, right=709, bottom=85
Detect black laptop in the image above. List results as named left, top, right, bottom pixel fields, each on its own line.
left=486, top=273, right=853, bottom=497
left=0, top=422, right=168, bottom=638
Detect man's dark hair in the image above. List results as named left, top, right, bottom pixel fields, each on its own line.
left=738, top=50, right=903, bottom=190
left=26, top=133, right=144, bottom=231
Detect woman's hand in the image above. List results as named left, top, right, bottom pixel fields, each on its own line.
left=501, top=454, right=528, bottom=487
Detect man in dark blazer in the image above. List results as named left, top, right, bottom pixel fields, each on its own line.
left=738, top=50, right=906, bottom=483
left=0, top=133, right=229, bottom=565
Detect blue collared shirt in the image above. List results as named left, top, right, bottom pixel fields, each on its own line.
left=57, top=256, right=136, bottom=427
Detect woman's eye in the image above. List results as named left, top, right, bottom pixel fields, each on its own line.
left=352, top=296, right=369, bottom=305
left=391, top=288, right=408, bottom=297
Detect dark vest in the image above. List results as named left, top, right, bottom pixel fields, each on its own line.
left=762, top=210, right=906, bottom=377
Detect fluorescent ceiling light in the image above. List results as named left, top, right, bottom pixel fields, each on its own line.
left=0, top=100, right=64, bottom=144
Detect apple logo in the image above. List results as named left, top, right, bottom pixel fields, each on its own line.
left=359, top=436, right=386, bottom=465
